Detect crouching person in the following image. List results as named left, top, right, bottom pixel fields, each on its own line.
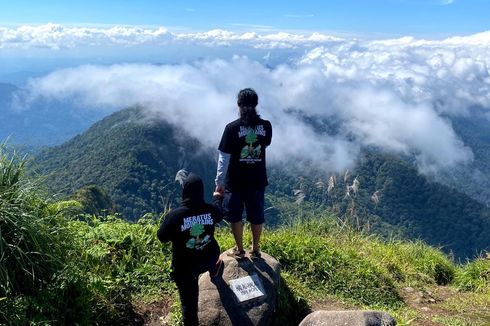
left=157, top=171, right=223, bottom=326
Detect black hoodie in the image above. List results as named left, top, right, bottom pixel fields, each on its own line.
left=157, top=173, right=223, bottom=274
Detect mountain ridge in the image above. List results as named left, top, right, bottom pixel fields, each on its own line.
left=34, top=106, right=490, bottom=259
left=35, top=106, right=216, bottom=218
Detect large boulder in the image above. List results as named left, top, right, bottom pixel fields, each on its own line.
left=299, top=310, right=396, bottom=326
left=198, top=250, right=281, bottom=326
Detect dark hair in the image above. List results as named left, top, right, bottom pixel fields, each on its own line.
left=237, top=88, right=260, bottom=126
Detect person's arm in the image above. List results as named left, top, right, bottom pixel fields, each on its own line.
left=265, top=120, right=272, bottom=147
left=215, top=125, right=233, bottom=194
left=215, top=150, right=230, bottom=193
left=157, top=213, right=174, bottom=243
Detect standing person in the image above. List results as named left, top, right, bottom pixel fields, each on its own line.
left=157, top=171, right=223, bottom=326
left=215, top=88, right=272, bottom=259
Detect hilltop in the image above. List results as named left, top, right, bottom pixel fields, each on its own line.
left=2, top=149, right=490, bottom=325
left=34, top=107, right=216, bottom=218
left=34, top=106, right=490, bottom=259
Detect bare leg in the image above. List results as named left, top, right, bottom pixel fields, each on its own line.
left=251, top=223, right=263, bottom=252
left=230, top=221, right=244, bottom=252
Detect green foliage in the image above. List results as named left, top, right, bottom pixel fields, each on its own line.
left=269, top=152, right=490, bottom=259
left=440, top=113, right=490, bottom=206
left=274, top=274, right=311, bottom=326
left=0, top=146, right=85, bottom=324
left=362, top=240, right=455, bottom=286
left=214, top=209, right=484, bottom=325
left=261, top=225, right=403, bottom=308
left=33, top=106, right=490, bottom=259
left=2, top=188, right=489, bottom=324
left=0, top=146, right=67, bottom=298
left=1, top=211, right=174, bottom=325
left=454, top=256, right=490, bottom=292
left=34, top=106, right=216, bottom=220
left=67, top=214, right=173, bottom=299
left=39, top=214, right=175, bottom=324
left=0, top=146, right=173, bottom=325
left=71, top=184, right=115, bottom=216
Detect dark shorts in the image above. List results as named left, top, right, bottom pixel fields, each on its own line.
left=224, top=188, right=265, bottom=225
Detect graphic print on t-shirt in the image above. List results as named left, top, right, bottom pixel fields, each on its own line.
left=239, top=126, right=266, bottom=164
left=182, top=214, right=213, bottom=250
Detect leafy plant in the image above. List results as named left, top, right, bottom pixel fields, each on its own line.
left=0, top=146, right=66, bottom=298
left=455, top=256, right=490, bottom=292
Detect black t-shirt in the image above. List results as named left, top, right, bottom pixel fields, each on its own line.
left=218, top=117, right=272, bottom=191
left=157, top=203, right=222, bottom=274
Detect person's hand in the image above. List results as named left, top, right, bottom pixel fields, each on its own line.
left=215, top=185, right=225, bottom=195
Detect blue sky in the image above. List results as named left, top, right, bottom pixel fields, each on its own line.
left=1, top=0, right=490, bottom=37
left=1, top=1, right=490, bottom=174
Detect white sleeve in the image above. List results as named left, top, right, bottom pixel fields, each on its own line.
left=215, top=150, right=231, bottom=187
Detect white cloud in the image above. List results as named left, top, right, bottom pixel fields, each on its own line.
left=0, top=23, right=343, bottom=50
left=0, top=23, right=171, bottom=50
left=300, top=35, right=490, bottom=116
left=10, top=25, right=490, bottom=173
left=2, top=23, right=490, bottom=53
left=17, top=54, right=478, bottom=173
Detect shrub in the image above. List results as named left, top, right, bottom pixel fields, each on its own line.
left=362, top=240, right=456, bottom=286
left=0, top=147, right=77, bottom=323
left=252, top=217, right=403, bottom=308
left=455, top=256, right=490, bottom=292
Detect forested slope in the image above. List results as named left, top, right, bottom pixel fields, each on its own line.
left=35, top=107, right=490, bottom=259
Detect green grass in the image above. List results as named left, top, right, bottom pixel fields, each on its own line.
left=68, top=214, right=173, bottom=297
left=212, top=207, right=470, bottom=325
left=0, top=146, right=76, bottom=324
left=454, top=257, right=490, bottom=292
left=3, top=207, right=490, bottom=325
left=438, top=291, right=490, bottom=326
left=0, top=147, right=174, bottom=325
left=2, top=148, right=490, bottom=325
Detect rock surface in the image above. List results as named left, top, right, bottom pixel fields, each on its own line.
left=299, top=310, right=396, bottom=326
left=198, top=250, right=281, bottom=326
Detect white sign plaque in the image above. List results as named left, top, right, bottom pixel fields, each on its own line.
left=229, top=274, right=265, bottom=302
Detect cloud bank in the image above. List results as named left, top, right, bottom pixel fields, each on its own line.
left=2, top=23, right=490, bottom=53
left=0, top=23, right=342, bottom=50
left=12, top=26, right=490, bottom=174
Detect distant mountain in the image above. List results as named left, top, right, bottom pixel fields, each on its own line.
left=35, top=107, right=216, bottom=219
left=0, top=83, right=20, bottom=138
left=35, top=106, right=490, bottom=259
left=0, top=71, right=45, bottom=85
left=268, top=150, right=490, bottom=259
left=435, top=110, right=490, bottom=206
left=0, top=83, right=106, bottom=147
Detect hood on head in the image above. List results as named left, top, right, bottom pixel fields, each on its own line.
left=182, top=172, right=204, bottom=207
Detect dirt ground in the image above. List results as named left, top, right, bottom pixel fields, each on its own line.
left=133, top=296, right=173, bottom=326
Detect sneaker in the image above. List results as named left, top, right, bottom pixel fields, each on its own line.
left=226, top=247, right=246, bottom=259
left=249, top=249, right=262, bottom=259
